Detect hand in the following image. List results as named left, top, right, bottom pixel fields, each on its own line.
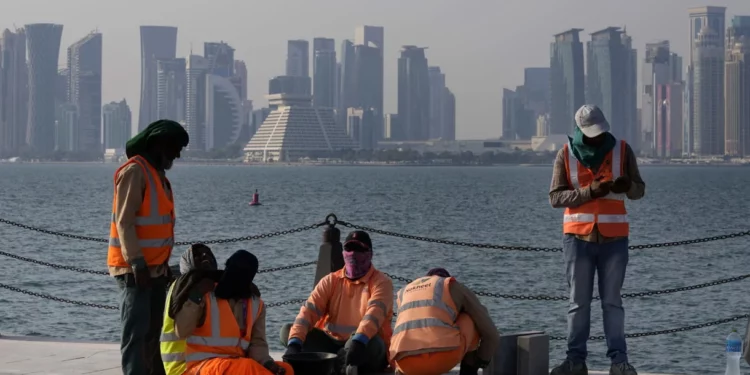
left=589, top=179, right=613, bottom=199
left=610, top=176, right=632, bottom=194
left=345, top=340, right=367, bottom=367
left=263, top=360, right=286, bottom=375
left=284, top=342, right=302, bottom=357
left=188, top=278, right=215, bottom=303
left=133, top=267, right=152, bottom=289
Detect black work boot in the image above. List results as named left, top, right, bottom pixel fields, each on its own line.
left=550, top=359, right=588, bottom=375
left=610, top=362, right=637, bottom=375
left=335, top=347, right=347, bottom=374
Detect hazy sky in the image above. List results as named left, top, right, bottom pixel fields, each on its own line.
left=3, top=0, right=749, bottom=139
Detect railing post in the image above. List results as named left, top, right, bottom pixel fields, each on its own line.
left=313, top=226, right=343, bottom=288
left=489, top=330, right=545, bottom=375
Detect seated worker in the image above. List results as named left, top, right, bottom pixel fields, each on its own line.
left=390, top=268, right=499, bottom=375
left=281, top=230, right=393, bottom=374
left=161, top=244, right=221, bottom=375
left=174, top=250, right=293, bottom=375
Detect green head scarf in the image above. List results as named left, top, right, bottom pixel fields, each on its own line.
left=567, top=126, right=616, bottom=170
left=125, top=119, right=189, bottom=162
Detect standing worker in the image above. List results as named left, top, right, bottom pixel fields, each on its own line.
left=108, top=119, right=189, bottom=375
left=390, top=268, right=498, bottom=375
left=548, top=105, right=644, bottom=375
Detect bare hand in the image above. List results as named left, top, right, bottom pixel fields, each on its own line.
left=590, top=179, right=613, bottom=198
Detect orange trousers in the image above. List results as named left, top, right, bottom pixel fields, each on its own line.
left=187, top=357, right=294, bottom=375
left=394, top=313, right=480, bottom=375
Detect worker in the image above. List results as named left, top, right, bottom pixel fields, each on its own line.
left=108, top=119, right=189, bottom=375
left=174, top=250, right=293, bottom=375
left=281, top=230, right=393, bottom=374
left=160, top=244, right=221, bottom=375
left=548, top=105, right=644, bottom=375
left=390, top=268, right=498, bottom=375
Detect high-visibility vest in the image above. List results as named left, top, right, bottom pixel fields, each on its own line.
left=389, top=276, right=460, bottom=359
left=562, top=140, right=629, bottom=237
left=185, top=292, right=263, bottom=371
left=107, top=155, right=175, bottom=268
left=160, top=283, right=186, bottom=375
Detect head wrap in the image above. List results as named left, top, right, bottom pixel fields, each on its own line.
left=179, top=244, right=217, bottom=274
left=426, top=268, right=451, bottom=278
left=125, top=119, right=189, bottom=159
left=214, top=250, right=261, bottom=299
left=343, top=231, right=373, bottom=279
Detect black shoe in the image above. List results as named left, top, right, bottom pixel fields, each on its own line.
left=610, top=362, right=637, bottom=375
left=335, top=348, right=346, bottom=374
left=550, top=359, right=588, bottom=375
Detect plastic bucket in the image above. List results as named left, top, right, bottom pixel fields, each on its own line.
left=282, top=352, right=339, bottom=375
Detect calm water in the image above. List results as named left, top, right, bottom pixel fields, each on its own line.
left=1, top=163, right=749, bottom=373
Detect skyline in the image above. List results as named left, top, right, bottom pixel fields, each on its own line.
left=2, top=0, right=749, bottom=139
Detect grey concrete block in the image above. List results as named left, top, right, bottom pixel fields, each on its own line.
left=491, top=330, right=545, bottom=375
left=517, top=334, right=549, bottom=375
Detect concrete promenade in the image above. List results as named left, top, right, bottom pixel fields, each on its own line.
left=0, top=336, right=680, bottom=375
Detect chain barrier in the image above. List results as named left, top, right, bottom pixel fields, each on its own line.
left=0, top=218, right=327, bottom=246
left=336, top=220, right=750, bottom=252
left=550, top=313, right=750, bottom=341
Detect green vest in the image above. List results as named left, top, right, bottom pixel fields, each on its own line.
left=160, top=283, right=187, bottom=375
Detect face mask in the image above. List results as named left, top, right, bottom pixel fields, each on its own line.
left=343, top=250, right=372, bottom=279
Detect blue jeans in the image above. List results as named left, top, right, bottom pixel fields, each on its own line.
left=564, top=235, right=629, bottom=364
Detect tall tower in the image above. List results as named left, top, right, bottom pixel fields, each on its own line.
left=693, top=27, right=725, bottom=156
left=67, top=31, right=103, bottom=152
left=204, top=42, right=235, bottom=77
left=428, top=66, right=446, bottom=139
left=156, top=58, right=186, bottom=122
left=25, top=23, right=63, bottom=155
left=312, top=38, right=336, bottom=108
left=185, top=55, right=210, bottom=151
left=724, top=37, right=750, bottom=156
left=0, top=28, right=28, bottom=157
left=286, top=40, right=309, bottom=78
left=550, top=29, right=585, bottom=136
left=397, top=46, right=430, bottom=141
left=138, top=26, right=178, bottom=132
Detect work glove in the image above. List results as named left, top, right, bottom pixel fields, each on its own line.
left=589, top=178, right=613, bottom=199
left=263, top=360, right=286, bottom=375
left=187, top=278, right=215, bottom=304
left=610, top=176, right=632, bottom=194
left=344, top=340, right=367, bottom=367
left=459, top=363, right=480, bottom=375
left=284, top=342, right=302, bottom=357
left=131, top=258, right=151, bottom=289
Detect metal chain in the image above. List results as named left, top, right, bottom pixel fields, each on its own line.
left=0, top=283, right=118, bottom=310
left=258, top=261, right=318, bottom=274
left=550, top=313, right=750, bottom=340
left=266, top=299, right=306, bottom=307
left=0, top=218, right=327, bottom=246
left=337, top=220, right=750, bottom=252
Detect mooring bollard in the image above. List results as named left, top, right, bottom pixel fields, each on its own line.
left=490, top=330, right=545, bottom=375
left=517, top=334, right=549, bottom=375
left=313, top=225, right=343, bottom=288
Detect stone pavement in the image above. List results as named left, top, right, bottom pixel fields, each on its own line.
left=0, top=336, right=677, bottom=375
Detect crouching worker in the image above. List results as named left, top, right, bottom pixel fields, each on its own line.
left=281, top=231, right=393, bottom=374
left=174, top=250, right=293, bottom=375
left=161, top=244, right=221, bottom=375
left=390, top=268, right=499, bottom=375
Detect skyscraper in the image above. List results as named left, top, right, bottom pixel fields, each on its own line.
left=620, top=31, right=638, bottom=148
left=355, top=26, right=384, bottom=52
left=586, top=27, right=636, bottom=144
left=354, top=26, right=384, bottom=140
left=442, top=87, right=456, bottom=141
left=693, top=27, right=725, bottom=156
left=102, top=99, right=132, bottom=149
left=523, top=67, right=551, bottom=119
left=727, top=16, right=750, bottom=52
left=286, top=40, right=309, bottom=78
left=185, top=55, right=209, bottom=151
left=234, top=60, right=248, bottom=101
left=205, top=74, right=243, bottom=150
left=428, top=66, right=445, bottom=139
left=156, top=58, right=186, bottom=122
left=25, top=23, right=63, bottom=154
left=138, top=26, right=178, bottom=132
left=397, top=46, right=430, bottom=141
left=204, top=42, right=234, bottom=77
left=268, top=76, right=312, bottom=98
left=550, top=29, right=585, bottom=136
left=0, top=28, right=28, bottom=157
left=338, top=40, right=355, bottom=128
left=724, top=37, right=750, bottom=156
left=67, top=31, right=103, bottom=152
left=312, top=37, right=336, bottom=108
left=688, top=6, right=727, bottom=62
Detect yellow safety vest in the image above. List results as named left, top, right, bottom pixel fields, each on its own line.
left=160, top=283, right=186, bottom=375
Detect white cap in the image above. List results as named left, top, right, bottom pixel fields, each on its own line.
left=574, top=104, right=610, bottom=138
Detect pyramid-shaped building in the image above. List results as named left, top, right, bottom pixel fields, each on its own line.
left=244, top=94, right=357, bottom=162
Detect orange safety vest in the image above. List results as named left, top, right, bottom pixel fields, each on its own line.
left=389, top=276, right=460, bottom=358
left=185, top=292, right=263, bottom=371
left=107, top=155, right=175, bottom=268
left=562, top=140, right=629, bottom=237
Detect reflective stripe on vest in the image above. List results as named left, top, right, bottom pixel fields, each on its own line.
left=109, top=155, right=174, bottom=249
left=393, top=277, right=458, bottom=334
left=160, top=283, right=187, bottom=375
left=185, top=293, right=261, bottom=364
